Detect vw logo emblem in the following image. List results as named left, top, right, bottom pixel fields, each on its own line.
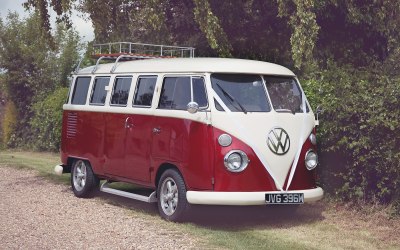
left=267, top=127, right=290, bottom=155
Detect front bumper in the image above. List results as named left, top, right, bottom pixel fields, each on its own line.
left=186, top=187, right=323, bottom=205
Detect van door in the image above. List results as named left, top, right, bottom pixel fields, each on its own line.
left=104, top=76, right=133, bottom=178
left=123, top=76, right=158, bottom=182
left=151, top=76, right=213, bottom=190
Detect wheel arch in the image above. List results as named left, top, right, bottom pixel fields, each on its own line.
left=155, top=162, right=186, bottom=188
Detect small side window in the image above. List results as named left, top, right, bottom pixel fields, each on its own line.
left=65, top=77, right=73, bottom=104
left=90, top=77, right=110, bottom=105
left=192, top=77, right=208, bottom=108
left=71, top=77, right=91, bottom=105
left=158, top=77, right=191, bottom=110
left=133, top=76, right=157, bottom=107
left=111, top=77, right=132, bottom=106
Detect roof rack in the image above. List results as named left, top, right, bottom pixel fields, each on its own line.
left=73, top=42, right=196, bottom=74
left=92, top=42, right=195, bottom=59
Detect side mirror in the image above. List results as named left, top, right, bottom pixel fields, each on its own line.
left=315, top=105, right=323, bottom=126
left=316, top=105, right=324, bottom=115
left=187, top=102, right=199, bottom=114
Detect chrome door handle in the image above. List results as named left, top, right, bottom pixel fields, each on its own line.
left=125, top=117, right=133, bottom=129
left=152, top=127, right=161, bottom=134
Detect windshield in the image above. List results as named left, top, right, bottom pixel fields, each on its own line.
left=211, top=74, right=271, bottom=112
left=264, top=76, right=308, bottom=113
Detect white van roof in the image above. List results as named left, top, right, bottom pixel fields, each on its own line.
left=77, top=57, right=296, bottom=76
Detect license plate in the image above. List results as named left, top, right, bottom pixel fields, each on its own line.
left=265, top=193, right=304, bottom=204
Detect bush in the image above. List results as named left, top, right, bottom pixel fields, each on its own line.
left=30, top=87, right=68, bottom=152
left=1, top=101, right=18, bottom=147
left=302, top=62, right=400, bottom=206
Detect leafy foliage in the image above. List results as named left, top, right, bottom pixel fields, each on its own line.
left=0, top=12, right=81, bottom=150
left=30, top=87, right=68, bottom=152
left=14, top=0, right=400, bottom=210
left=1, top=101, right=17, bottom=148
left=303, top=62, right=400, bottom=203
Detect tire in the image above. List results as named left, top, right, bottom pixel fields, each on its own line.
left=157, top=169, right=189, bottom=222
left=71, top=159, right=99, bottom=198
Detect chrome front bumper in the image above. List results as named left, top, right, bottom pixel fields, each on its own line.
left=186, top=187, right=323, bottom=205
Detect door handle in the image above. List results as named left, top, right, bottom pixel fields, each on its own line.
left=125, top=117, right=133, bottom=129
left=152, top=127, right=161, bottom=134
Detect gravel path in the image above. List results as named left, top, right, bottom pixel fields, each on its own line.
left=0, top=166, right=199, bottom=249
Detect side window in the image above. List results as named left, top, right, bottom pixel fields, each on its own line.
left=65, top=77, right=73, bottom=104
left=192, top=77, right=208, bottom=107
left=158, top=77, right=191, bottom=110
left=111, top=77, right=132, bottom=106
left=71, top=77, right=91, bottom=105
left=133, top=76, right=157, bottom=107
left=90, top=77, right=110, bottom=105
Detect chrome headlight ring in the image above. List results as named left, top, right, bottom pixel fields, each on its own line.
left=224, top=150, right=250, bottom=173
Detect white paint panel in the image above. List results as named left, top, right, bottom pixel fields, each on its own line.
left=211, top=111, right=315, bottom=189
left=77, top=58, right=295, bottom=76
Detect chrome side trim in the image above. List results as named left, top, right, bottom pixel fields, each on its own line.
left=100, top=181, right=157, bottom=203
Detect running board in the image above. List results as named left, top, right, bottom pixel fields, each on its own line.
left=100, top=181, right=157, bottom=203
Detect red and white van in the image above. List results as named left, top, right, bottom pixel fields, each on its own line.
left=56, top=48, right=323, bottom=221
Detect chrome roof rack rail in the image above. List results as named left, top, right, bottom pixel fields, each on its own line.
left=110, top=54, right=159, bottom=73
left=92, top=56, right=114, bottom=74
left=74, top=58, right=84, bottom=74
left=92, top=42, right=195, bottom=59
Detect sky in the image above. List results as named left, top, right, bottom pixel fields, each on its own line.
left=0, top=0, right=94, bottom=42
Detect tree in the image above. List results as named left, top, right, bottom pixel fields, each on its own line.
left=0, top=11, right=81, bottom=148
left=19, top=0, right=400, bottom=210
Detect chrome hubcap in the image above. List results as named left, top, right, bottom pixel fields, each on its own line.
left=73, top=161, right=87, bottom=192
left=160, top=177, right=178, bottom=216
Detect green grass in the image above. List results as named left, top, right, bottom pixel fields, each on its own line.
left=0, top=151, right=69, bottom=184
left=1, top=150, right=399, bottom=250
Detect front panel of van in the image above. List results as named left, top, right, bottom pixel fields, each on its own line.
left=206, top=73, right=318, bottom=192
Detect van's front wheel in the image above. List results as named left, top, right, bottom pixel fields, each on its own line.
left=157, top=169, right=188, bottom=221
left=71, top=159, right=99, bottom=198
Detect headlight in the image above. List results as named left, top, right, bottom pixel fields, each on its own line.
left=224, top=150, right=249, bottom=172
left=305, top=150, right=318, bottom=170
left=309, top=133, right=317, bottom=145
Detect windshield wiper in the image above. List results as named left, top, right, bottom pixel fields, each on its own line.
left=216, top=83, right=247, bottom=114
left=275, top=108, right=295, bottom=115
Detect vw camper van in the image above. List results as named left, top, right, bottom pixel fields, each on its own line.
left=56, top=42, right=323, bottom=221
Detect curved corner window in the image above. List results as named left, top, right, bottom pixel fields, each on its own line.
left=211, top=74, right=271, bottom=112
left=264, top=76, right=309, bottom=113
left=71, top=77, right=91, bottom=105
left=111, top=77, right=132, bottom=106
left=133, top=76, right=157, bottom=107
left=90, top=77, right=110, bottom=105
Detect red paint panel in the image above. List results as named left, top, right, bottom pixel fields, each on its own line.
left=61, top=110, right=106, bottom=175
left=151, top=116, right=213, bottom=190
left=212, top=128, right=277, bottom=192
left=284, top=134, right=317, bottom=190
left=103, top=113, right=130, bottom=177
left=124, top=114, right=154, bottom=182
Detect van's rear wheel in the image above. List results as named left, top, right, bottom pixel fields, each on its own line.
left=71, top=159, right=99, bottom=198
left=157, top=169, right=188, bottom=221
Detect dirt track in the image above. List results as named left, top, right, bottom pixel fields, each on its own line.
left=0, top=166, right=199, bottom=249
